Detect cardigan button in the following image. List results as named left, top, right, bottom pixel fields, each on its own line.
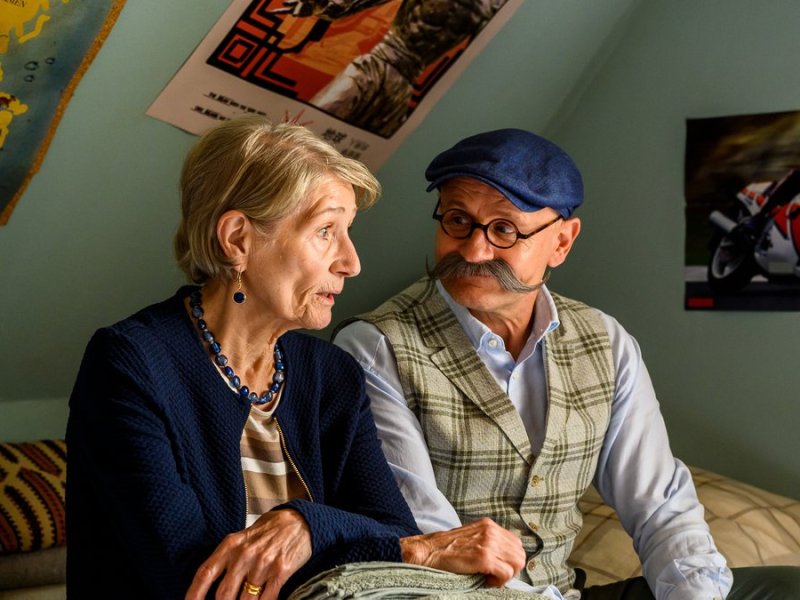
left=527, top=558, right=536, bottom=570
left=528, top=521, right=539, bottom=532
left=530, top=475, right=542, bottom=486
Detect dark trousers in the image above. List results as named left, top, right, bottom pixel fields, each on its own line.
left=581, top=566, right=800, bottom=600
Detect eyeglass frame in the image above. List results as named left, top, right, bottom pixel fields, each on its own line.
left=431, top=201, right=563, bottom=249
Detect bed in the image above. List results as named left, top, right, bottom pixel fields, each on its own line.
left=569, top=466, right=800, bottom=585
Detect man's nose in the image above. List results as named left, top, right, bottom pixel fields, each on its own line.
left=459, top=227, right=495, bottom=262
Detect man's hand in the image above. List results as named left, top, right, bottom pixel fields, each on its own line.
left=185, top=509, right=312, bottom=600
left=399, top=518, right=526, bottom=587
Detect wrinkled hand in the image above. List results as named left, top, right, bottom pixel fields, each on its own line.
left=399, top=518, right=526, bottom=587
left=185, top=509, right=312, bottom=600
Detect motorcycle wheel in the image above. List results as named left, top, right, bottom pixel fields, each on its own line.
left=707, top=229, right=756, bottom=293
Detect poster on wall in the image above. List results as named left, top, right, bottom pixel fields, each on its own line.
left=0, top=0, right=127, bottom=226
left=146, top=0, right=522, bottom=171
left=684, top=110, right=800, bottom=311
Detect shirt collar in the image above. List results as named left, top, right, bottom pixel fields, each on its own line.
left=434, top=279, right=560, bottom=354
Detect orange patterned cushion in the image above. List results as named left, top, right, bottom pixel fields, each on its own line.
left=0, top=440, right=67, bottom=554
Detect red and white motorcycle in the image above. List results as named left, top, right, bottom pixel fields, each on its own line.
left=707, top=168, right=800, bottom=292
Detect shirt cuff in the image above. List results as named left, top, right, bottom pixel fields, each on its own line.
left=655, top=554, right=733, bottom=600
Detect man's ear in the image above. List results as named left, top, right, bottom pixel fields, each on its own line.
left=548, top=217, right=581, bottom=268
left=216, top=210, right=252, bottom=269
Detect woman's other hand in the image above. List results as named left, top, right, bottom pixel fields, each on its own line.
left=185, top=508, right=312, bottom=600
left=399, top=518, right=526, bottom=587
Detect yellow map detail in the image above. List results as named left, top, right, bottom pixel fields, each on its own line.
left=0, top=59, right=30, bottom=150
left=0, top=0, right=68, bottom=149
left=1, top=0, right=70, bottom=53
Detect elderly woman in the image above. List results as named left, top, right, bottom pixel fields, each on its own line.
left=65, top=117, right=395, bottom=598
left=66, top=116, right=525, bottom=600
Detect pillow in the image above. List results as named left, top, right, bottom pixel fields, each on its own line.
left=569, top=466, right=800, bottom=586
left=0, top=440, right=67, bottom=554
left=691, top=467, right=800, bottom=567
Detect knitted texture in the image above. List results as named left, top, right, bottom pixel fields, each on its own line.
left=66, top=286, right=419, bottom=599
left=288, top=562, right=551, bottom=599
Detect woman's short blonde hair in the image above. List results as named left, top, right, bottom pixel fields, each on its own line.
left=174, top=115, right=381, bottom=283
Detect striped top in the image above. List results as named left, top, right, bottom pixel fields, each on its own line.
left=240, top=397, right=309, bottom=527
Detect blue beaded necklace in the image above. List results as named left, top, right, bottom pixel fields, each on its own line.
left=189, top=290, right=285, bottom=406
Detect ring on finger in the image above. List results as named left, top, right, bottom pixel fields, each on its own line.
left=243, top=580, right=262, bottom=596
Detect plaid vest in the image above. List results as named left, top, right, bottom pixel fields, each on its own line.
left=355, top=277, right=615, bottom=591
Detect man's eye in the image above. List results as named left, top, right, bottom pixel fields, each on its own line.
left=445, top=213, right=471, bottom=226
left=491, top=221, right=517, bottom=236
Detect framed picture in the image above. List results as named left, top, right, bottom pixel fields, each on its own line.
left=684, top=110, right=800, bottom=311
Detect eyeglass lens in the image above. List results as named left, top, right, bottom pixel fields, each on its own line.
left=440, top=209, right=520, bottom=248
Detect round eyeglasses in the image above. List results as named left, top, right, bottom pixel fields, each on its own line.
left=432, top=202, right=563, bottom=249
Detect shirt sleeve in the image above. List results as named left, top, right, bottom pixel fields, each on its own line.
left=334, top=321, right=568, bottom=600
left=593, top=312, right=733, bottom=600
left=334, top=320, right=464, bottom=534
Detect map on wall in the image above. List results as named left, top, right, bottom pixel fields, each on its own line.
left=0, top=0, right=127, bottom=225
left=147, top=0, right=522, bottom=171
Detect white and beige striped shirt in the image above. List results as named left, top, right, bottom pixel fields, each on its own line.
left=240, top=399, right=309, bottom=527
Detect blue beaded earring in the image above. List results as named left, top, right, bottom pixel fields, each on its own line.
left=233, top=270, right=246, bottom=304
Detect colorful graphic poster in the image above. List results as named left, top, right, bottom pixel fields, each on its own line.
left=684, top=110, right=800, bottom=311
left=0, top=0, right=126, bottom=225
left=147, top=0, right=522, bottom=170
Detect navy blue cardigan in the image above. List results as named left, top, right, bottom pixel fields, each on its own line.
left=66, top=287, right=420, bottom=599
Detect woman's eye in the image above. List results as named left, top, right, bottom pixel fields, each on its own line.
left=317, top=226, right=330, bottom=239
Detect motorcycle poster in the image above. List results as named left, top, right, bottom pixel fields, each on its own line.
left=684, top=110, right=800, bottom=311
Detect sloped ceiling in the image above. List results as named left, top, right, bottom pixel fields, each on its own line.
left=0, top=0, right=641, bottom=405
left=331, top=0, right=643, bottom=328
left=401, top=0, right=642, bottom=147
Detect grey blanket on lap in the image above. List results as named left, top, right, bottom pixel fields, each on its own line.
left=288, top=562, right=549, bottom=599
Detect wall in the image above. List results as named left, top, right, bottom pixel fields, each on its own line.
left=1, top=0, right=224, bottom=438
left=5, top=0, right=795, bottom=501
left=0, top=0, right=637, bottom=440
left=552, top=0, right=800, bottom=498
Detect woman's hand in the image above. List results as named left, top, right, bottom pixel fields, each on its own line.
left=185, top=508, right=312, bottom=600
left=399, top=518, right=526, bottom=587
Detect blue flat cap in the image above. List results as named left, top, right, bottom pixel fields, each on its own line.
left=425, top=128, right=583, bottom=218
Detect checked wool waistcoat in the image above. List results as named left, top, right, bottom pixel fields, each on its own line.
left=356, top=277, right=615, bottom=591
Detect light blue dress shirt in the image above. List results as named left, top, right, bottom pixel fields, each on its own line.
left=334, top=282, right=731, bottom=600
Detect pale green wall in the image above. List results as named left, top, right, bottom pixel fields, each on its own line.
left=552, top=0, right=800, bottom=499
left=2, top=0, right=797, bottom=499
left=0, top=0, right=636, bottom=437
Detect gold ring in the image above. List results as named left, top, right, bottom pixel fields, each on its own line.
left=243, top=581, right=262, bottom=596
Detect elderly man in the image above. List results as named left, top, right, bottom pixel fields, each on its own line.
left=334, top=129, right=800, bottom=599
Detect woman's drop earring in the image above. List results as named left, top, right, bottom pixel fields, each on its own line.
left=233, top=270, right=246, bottom=304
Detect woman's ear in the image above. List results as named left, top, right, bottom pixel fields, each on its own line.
left=216, top=210, right=252, bottom=269
left=547, top=217, right=581, bottom=268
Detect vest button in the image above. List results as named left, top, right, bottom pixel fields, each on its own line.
left=531, top=475, right=542, bottom=486
left=527, top=558, right=536, bottom=570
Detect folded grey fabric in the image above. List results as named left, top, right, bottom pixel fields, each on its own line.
left=288, top=562, right=550, bottom=599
